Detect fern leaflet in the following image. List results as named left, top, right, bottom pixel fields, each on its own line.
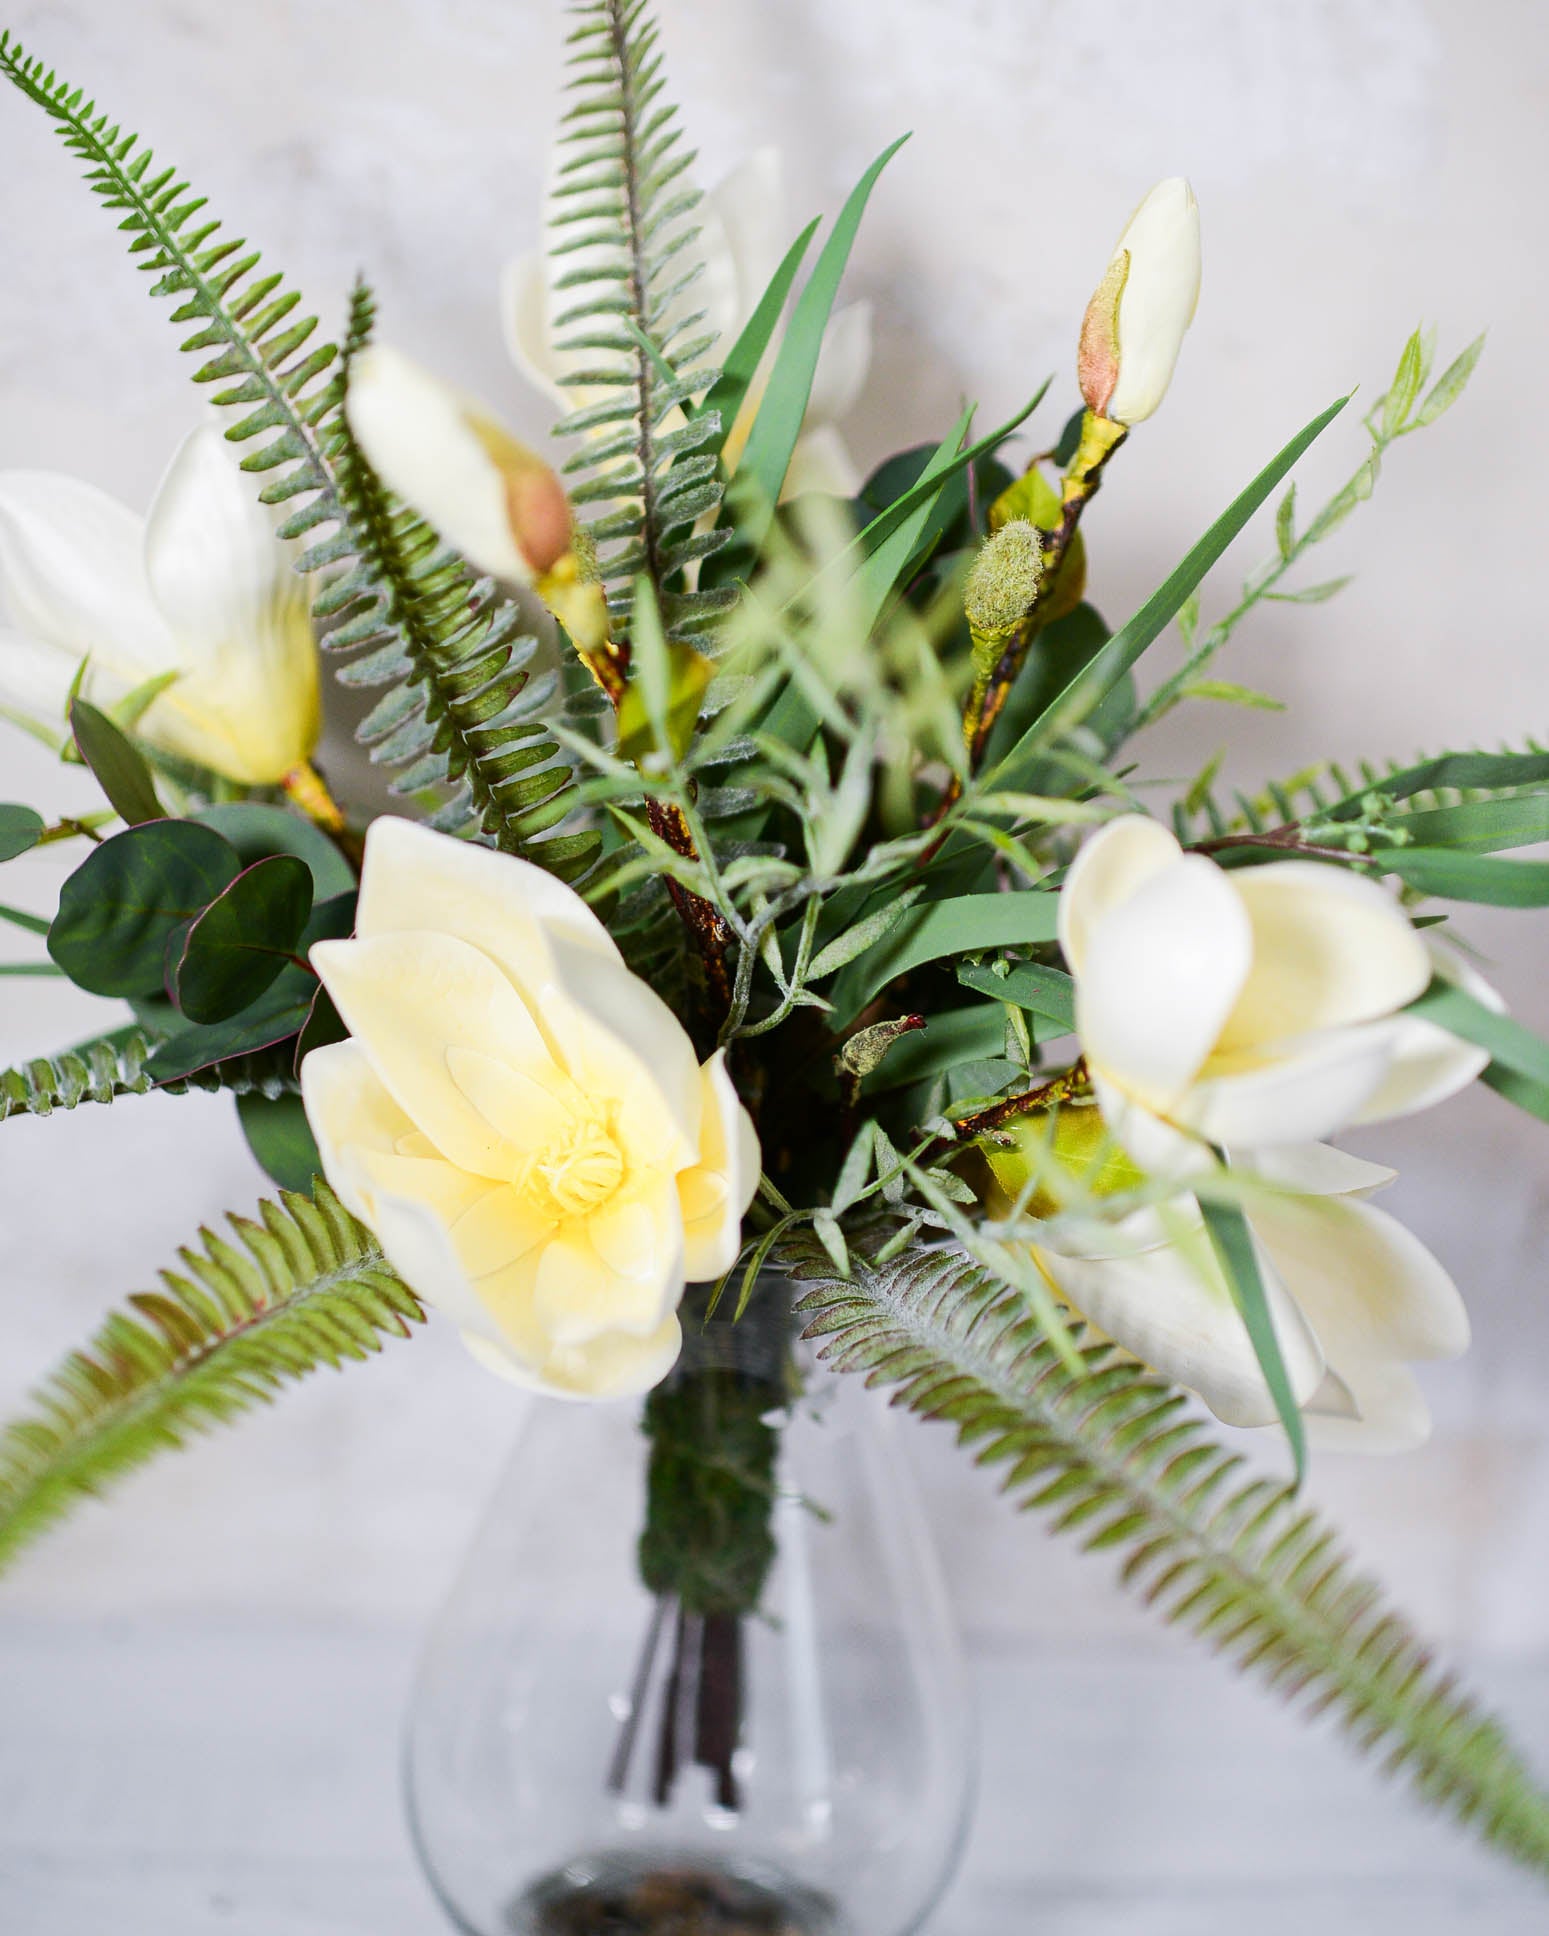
left=784, top=1225, right=1549, bottom=1877
left=0, top=1182, right=422, bottom=1573
left=0, top=1027, right=301, bottom=1123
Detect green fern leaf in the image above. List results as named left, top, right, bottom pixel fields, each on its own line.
left=784, top=1225, right=1549, bottom=1877
left=0, top=1026, right=300, bottom=1123
left=553, top=0, right=731, bottom=646
left=0, top=37, right=595, bottom=878
left=0, top=1181, right=423, bottom=1574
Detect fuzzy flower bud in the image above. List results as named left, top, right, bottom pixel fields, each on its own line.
left=1078, top=178, right=1201, bottom=427
left=346, top=345, right=575, bottom=583
left=965, top=519, right=1044, bottom=676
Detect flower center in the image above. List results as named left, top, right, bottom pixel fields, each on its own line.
left=518, top=1111, right=626, bottom=1222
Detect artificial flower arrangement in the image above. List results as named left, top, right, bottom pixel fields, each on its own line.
left=4, top=3, right=1549, bottom=1929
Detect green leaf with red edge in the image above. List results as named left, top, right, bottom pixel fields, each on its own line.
left=174, top=854, right=315, bottom=1025
left=0, top=805, right=45, bottom=863
left=48, top=821, right=241, bottom=998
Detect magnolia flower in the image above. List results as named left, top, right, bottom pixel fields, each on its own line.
left=346, top=345, right=576, bottom=585
left=1078, top=177, right=1201, bottom=426
left=503, top=148, right=872, bottom=499
left=1060, top=816, right=1493, bottom=1168
left=0, top=425, right=318, bottom=785
left=1023, top=1132, right=1467, bottom=1451
left=300, top=817, right=760, bottom=1399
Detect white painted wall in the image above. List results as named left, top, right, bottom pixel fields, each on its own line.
left=0, top=0, right=1546, bottom=1674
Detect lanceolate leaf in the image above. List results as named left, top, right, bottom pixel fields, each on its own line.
left=1328, top=749, right=1549, bottom=816
left=785, top=1225, right=1549, bottom=1878
left=957, top=960, right=1076, bottom=1032
left=0, top=1183, right=423, bottom=1576
left=1380, top=848, right=1549, bottom=907
left=988, top=394, right=1349, bottom=787
left=1387, top=795, right=1549, bottom=854
left=1198, top=1194, right=1306, bottom=1481
left=1404, top=979, right=1549, bottom=1123
left=832, top=890, right=1060, bottom=1024
left=69, top=698, right=163, bottom=826
left=697, top=217, right=821, bottom=459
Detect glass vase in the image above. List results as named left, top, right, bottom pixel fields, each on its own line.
left=404, top=1280, right=974, bottom=1936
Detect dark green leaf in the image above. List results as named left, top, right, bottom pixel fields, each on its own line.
left=194, top=802, right=357, bottom=899
left=1388, top=795, right=1549, bottom=853
left=988, top=394, right=1349, bottom=787
left=1380, top=848, right=1549, bottom=907
left=175, top=855, right=315, bottom=1025
left=69, top=698, right=162, bottom=825
left=832, top=890, right=1060, bottom=1024
left=0, top=900, right=50, bottom=937
left=0, top=961, right=62, bottom=977
left=1199, top=1194, right=1306, bottom=1483
left=698, top=216, right=821, bottom=458
left=293, top=983, right=348, bottom=1075
left=236, top=1091, right=322, bottom=1193
left=957, top=960, right=1076, bottom=1031
left=1404, top=979, right=1549, bottom=1121
left=0, top=804, right=45, bottom=862
left=1328, top=750, right=1549, bottom=818
left=48, top=821, right=241, bottom=998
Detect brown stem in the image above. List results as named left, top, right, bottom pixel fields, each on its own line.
left=1190, top=822, right=1370, bottom=866
left=918, top=1058, right=1090, bottom=1167
left=646, top=797, right=734, bottom=1023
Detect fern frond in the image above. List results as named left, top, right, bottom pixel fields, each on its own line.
left=0, top=38, right=595, bottom=877
left=784, top=1226, right=1549, bottom=1876
left=0, top=1182, right=422, bottom=1574
left=552, top=0, right=731, bottom=644
left=0, top=1027, right=299, bottom=1123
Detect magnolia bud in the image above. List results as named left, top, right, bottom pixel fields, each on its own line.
left=1078, top=178, right=1201, bottom=426
left=345, top=344, right=574, bottom=581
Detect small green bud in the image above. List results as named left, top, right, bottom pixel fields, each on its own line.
left=964, top=519, right=1044, bottom=640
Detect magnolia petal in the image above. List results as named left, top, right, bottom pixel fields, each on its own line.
left=1090, top=1074, right=1214, bottom=1177
left=445, top=1047, right=576, bottom=1157
left=1352, top=948, right=1502, bottom=1125
left=1258, top=1191, right=1468, bottom=1454
left=532, top=1176, right=685, bottom=1346
left=310, top=930, right=555, bottom=1181
left=0, top=469, right=172, bottom=687
left=300, top=1039, right=418, bottom=1224
left=1177, top=1025, right=1399, bottom=1148
left=445, top=1182, right=555, bottom=1279
left=499, top=251, right=568, bottom=408
left=1078, top=853, right=1252, bottom=1109
left=1037, top=1225, right=1325, bottom=1430
left=466, top=1309, right=685, bottom=1401
left=0, top=622, right=80, bottom=725
left=1216, top=861, right=1430, bottom=1054
left=1235, top=1141, right=1396, bottom=1200
left=538, top=933, right=704, bottom=1170
left=141, top=424, right=319, bottom=784
left=1105, top=177, right=1201, bottom=426
left=679, top=1048, right=761, bottom=1280
left=1058, top=815, right=1183, bottom=977
left=345, top=344, right=534, bottom=583
left=354, top=817, right=619, bottom=988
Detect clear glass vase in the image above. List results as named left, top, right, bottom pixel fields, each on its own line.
left=404, top=1282, right=974, bottom=1936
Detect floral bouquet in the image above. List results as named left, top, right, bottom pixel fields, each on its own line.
left=4, top=3, right=1549, bottom=1932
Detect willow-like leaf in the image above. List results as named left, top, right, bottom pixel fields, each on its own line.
left=784, top=1225, right=1549, bottom=1877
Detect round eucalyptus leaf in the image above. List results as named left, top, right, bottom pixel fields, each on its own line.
left=175, top=853, right=315, bottom=1025
left=48, top=820, right=242, bottom=998
left=194, top=802, right=356, bottom=900
left=0, top=804, right=45, bottom=863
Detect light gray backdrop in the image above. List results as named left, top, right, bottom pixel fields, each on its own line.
left=1, top=2, right=1547, bottom=1930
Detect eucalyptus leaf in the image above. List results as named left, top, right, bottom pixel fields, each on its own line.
left=69, top=698, right=162, bottom=826
left=236, top=1090, right=322, bottom=1193
left=0, top=804, right=45, bottom=863
left=174, top=854, right=315, bottom=1025
left=194, top=802, right=357, bottom=900
left=48, top=821, right=241, bottom=998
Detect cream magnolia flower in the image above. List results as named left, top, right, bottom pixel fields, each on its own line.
left=1061, top=816, right=1493, bottom=1166
left=1078, top=177, right=1201, bottom=426
left=300, top=817, right=760, bottom=1399
left=345, top=345, right=576, bottom=585
left=503, top=147, right=872, bottom=500
left=0, top=424, right=319, bottom=785
left=1028, top=1135, right=1467, bottom=1451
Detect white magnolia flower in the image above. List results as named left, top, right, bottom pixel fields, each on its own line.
left=301, top=817, right=760, bottom=1399
left=0, top=424, right=319, bottom=786
left=346, top=345, right=576, bottom=585
left=502, top=147, right=872, bottom=500
left=1078, top=177, right=1201, bottom=426
left=1060, top=816, right=1493, bottom=1167
left=1029, top=1137, right=1468, bottom=1451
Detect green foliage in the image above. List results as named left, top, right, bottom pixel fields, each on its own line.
left=551, top=0, right=730, bottom=644
left=49, top=821, right=242, bottom=997
left=175, top=854, right=314, bottom=1023
left=1198, top=1194, right=1306, bottom=1481
left=786, top=1225, right=1549, bottom=1877
left=0, top=805, right=45, bottom=862
left=0, top=38, right=594, bottom=877
left=69, top=700, right=163, bottom=825
left=0, top=1027, right=302, bottom=1126
left=0, top=1181, right=422, bottom=1576
left=332, top=285, right=600, bottom=878
left=237, top=1091, right=324, bottom=1193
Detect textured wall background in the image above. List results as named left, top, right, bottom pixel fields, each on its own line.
left=1, top=0, right=1547, bottom=1672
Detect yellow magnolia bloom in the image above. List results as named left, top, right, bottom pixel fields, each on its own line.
left=0, top=424, right=319, bottom=785
left=503, top=148, right=872, bottom=500
left=300, top=818, right=761, bottom=1399
left=1060, top=816, right=1496, bottom=1170
left=1078, top=177, right=1201, bottom=426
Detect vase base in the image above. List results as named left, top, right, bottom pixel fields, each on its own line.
left=510, top=1848, right=841, bottom=1936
